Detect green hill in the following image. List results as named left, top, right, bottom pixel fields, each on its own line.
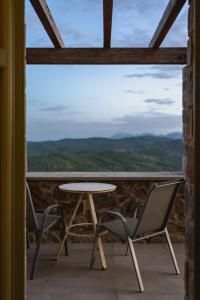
left=27, top=136, right=183, bottom=172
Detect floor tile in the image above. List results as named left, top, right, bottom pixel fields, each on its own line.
left=27, top=243, right=185, bottom=300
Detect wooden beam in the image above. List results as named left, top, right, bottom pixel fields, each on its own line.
left=103, top=0, right=113, bottom=48
left=149, top=0, right=187, bottom=48
left=26, top=47, right=187, bottom=65
left=30, top=0, right=64, bottom=48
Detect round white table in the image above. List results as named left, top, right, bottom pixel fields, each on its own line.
left=56, top=182, right=116, bottom=269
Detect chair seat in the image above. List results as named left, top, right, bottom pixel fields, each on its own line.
left=36, top=213, right=60, bottom=230
left=102, top=217, right=138, bottom=241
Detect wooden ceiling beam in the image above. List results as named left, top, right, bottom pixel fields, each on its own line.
left=30, top=0, right=64, bottom=48
left=149, top=0, right=187, bottom=48
left=26, top=47, right=187, bottom=65
left=103, top=0, right=113, bottom=48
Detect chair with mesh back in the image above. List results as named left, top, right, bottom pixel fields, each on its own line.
left=90, top=180, right=183, bottom=292
left=26, top=182, right=69, bottom=279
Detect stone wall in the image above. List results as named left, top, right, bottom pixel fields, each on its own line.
left=184, top=0, right=195, bottom=299
left=27, top=175, right=185, bottom=243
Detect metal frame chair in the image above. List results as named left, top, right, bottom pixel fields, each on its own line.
left=90, top=180, right=183, bottom=292
left=26, top=182, right=68, bottom=279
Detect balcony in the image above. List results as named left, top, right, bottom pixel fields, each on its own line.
left=27, top=172, right=185, bottom=299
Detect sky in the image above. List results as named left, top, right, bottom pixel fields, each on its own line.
left=26, top=0, right=188, bottom=141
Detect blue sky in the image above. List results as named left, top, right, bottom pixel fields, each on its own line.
left=26, top=0, right=188, bottom=141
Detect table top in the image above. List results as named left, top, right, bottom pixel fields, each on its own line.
left=59, top=182, right=116, bottom=193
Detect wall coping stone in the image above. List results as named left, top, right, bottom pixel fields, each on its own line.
left=27, top=172, right=184, bottom=181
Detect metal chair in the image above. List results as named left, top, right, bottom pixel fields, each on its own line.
left=90, top=180, right=182, bottom=292
left=26, top=182, right=68, bottom=279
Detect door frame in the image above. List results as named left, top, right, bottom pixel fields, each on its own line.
left=0, top=1, right=26, bottom=299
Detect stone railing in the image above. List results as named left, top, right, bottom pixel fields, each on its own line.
left=27, top=172, right=185, bottom=243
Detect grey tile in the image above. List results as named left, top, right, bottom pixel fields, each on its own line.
left=27, top=279, right=47, bottom=294
left=27, top=294, right=42, bottom=300
left=118, top=294, right=184, bottom=300
left=40, top=293, right=117, bottom=300
left=48, top=263, right=113, bottom=279
left=26, top=243, right=185, bottom=300
left=114, top=276, right=184, bottom=295
left=43, top=277, right=115, bottom=295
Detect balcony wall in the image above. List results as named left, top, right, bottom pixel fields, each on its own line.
left=27, top=172, right=185, bottom=243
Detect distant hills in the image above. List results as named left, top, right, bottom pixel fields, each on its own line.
left=165, top=132, right=183, bottom=140
left=111, top=133, right=134, bottom=139
left=111, top=131, right=183, bottom=140
left=27, top=134, right=183, bottom=172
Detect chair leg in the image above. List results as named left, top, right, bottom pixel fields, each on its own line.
left=164, top=228, right=180, bottom=275
left=60, top=212, right=69, bottom=256
left=30, top=229, right=44, bottom=280
left=128, top=237, right=144, bottom=292
left=90, top=227, right=100, bottom=269
left=26, top=231, right=30, bottom=249
left=64, top=239, right=69, bottom=256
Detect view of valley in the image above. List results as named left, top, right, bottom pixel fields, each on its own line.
left=27, top=133, right=183, bottom=172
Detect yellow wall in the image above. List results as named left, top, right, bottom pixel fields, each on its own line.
left=0, top=1, right=25, bottom=299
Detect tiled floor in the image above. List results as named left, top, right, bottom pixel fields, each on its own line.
left=27, top=242, right=184, bottom=300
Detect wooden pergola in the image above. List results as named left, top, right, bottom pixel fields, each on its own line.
left=27, top=0, right=187, bottom=65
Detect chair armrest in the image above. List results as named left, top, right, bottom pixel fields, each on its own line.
left=43, top=204, right=61, bottom=216
left=40, top=204, right=61, bottom=229
left=133, top=203, right=144, bottom=219
left=98, top=211, right=129, bottom=236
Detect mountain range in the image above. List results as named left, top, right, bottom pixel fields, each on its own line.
left=27, top=134, right=183, bottom=172
left=111, top=132, right=182, bottom=140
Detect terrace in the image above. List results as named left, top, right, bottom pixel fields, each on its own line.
left=27, top=172, right=185, bottom=299
left=26, top=0, right=187, bottom=299
left=27, top=243, right=184, bottom=300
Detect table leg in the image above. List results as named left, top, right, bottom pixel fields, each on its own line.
left=56, top=193, right=83, bottom=260
left=88, top=193, right=107, bottom=269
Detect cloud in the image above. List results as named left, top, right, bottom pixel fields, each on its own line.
left=88, top=96, right=101, bottom=100
left=27, top=112, right=182, bottom=141
left=145, top=98, right=175, bottom=105
left=124, top=72, right=179, bottom=79
left=149, top=65, right=183, bottom=72
left=40, top=105, right=83, bottom=116
left=125, top=90, right=144, bottom=95
left=64, top=111, right=84, bottom=116
left=112, top=113, right=181, bottom=134
left=132, top=0, right=166, bottom=14
left=162, top=6, right=188, bottom=47
left=111, top=1, right=175, bottom=47
left=56, top=22, right=100, bottom=47
left=28, top=98, right=45, bottom=106
left=124, top=66, right=182, bottom=86
left=33, top=36, right=52, bottom=47
left=54, top=0, right=102, bottom=14
left=58, top=23, right=87, bottom=41
left=112, top=28, right=151, bottom=47
left=111, top=0, right=167, bottom=15
left=111, top=1, right=187, bottom=47
left=41, top=105, right=69, bottom=112
left=26, top=2, right=53, bottom=47
left=66, top=0, right=165, bottom=15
